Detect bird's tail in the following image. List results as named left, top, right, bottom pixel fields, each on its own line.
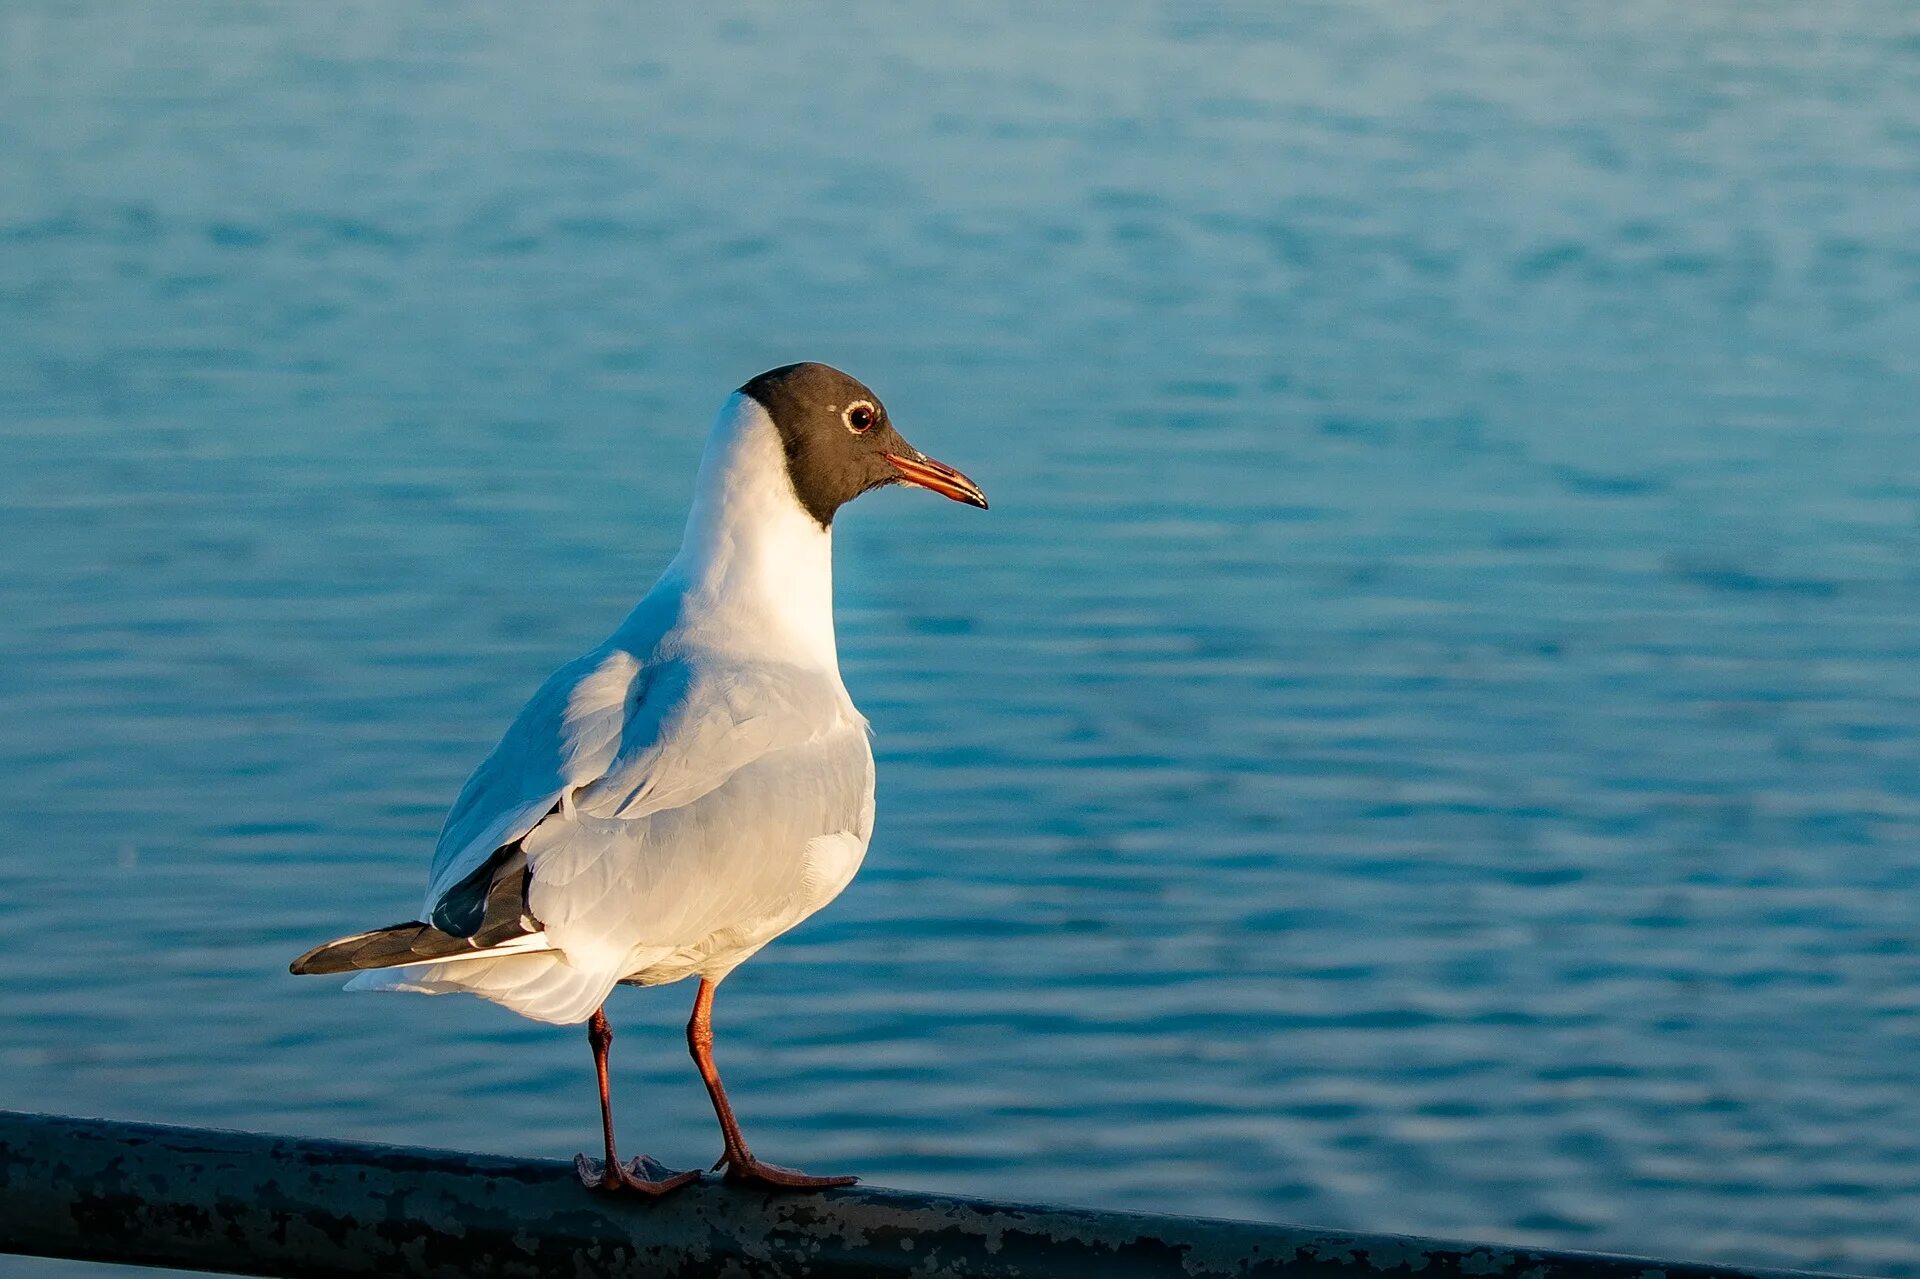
left=288, top=918, right=553, bottom=975
left=293, top=911, right=624, bottom=1025
left=289, top=847, right=545, bottom=975
left=342, top=952, right=623, bottom=1025
left=289, top=847, right=620, bottom=1024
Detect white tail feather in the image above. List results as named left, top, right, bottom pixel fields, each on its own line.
left=344, top=948, right=622, bottom=1025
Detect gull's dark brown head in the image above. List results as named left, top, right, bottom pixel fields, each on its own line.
left=740, top=362, right=988, bottom=528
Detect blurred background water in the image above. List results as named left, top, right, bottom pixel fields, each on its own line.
left=4, top=2, right=1920, bottom=1275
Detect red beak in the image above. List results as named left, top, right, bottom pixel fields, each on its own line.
left=883, top=452, right=989, bottom=509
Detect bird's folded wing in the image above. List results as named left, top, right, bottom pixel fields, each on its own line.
left=420, top=646, right=852, bottom=929
left=419, top=646, right=648, bottom=919
left=574, top=662, right=841, bottom=820
left=524, top=710, right=873, bottom=961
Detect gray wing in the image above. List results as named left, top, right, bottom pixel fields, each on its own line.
left=420, top=645, right=650, bottom=922
left=420, top=646, right=868, bottom=969
left=523, top=710, right=875, bottom=976
left=518, top=660, right=873, bottom=975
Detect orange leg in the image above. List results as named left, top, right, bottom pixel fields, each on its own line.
left=574, top=1006, right=699, bottom=1196
left=687, top=978, right=856, bottom=1190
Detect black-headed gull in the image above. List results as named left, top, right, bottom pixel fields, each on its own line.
left=293, top=363, right=986, bottom=1193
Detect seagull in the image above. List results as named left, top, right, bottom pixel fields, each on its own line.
left=291, top=363, right=986, bottom=1194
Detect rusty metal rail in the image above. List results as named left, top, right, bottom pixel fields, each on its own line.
left=0, top=1110, right=1860, bottom=1279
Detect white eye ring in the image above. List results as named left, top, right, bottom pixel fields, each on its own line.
left=843, top=400, right=878, bottom=434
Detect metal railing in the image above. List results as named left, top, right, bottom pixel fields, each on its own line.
left=0, top=1110, right=1857, bottom=1279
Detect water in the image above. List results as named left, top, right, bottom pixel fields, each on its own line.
left=3, top=3, right=1920, bottom=1274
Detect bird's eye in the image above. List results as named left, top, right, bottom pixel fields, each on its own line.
left=844, top=401, right=877, bottom=435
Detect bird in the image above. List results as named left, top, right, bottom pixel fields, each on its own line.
left=291, top=363, right=986, bottom=1195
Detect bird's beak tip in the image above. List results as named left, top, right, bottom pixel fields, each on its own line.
left=883, top=452, right=989, bottom=511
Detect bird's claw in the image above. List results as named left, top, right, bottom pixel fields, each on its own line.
left=712, top=1151, right=858, bottom=1190
left=574, top=1152, right=701, bottom=1196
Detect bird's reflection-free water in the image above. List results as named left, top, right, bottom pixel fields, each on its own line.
left=3, top=5, right=1920, bottom=1275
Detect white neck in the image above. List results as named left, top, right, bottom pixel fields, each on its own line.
left=640, top=393, right=840, bottom=671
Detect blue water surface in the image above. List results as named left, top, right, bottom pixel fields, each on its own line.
left=3, top=3, right=1920, bottom=1275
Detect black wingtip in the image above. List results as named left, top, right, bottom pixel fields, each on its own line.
left=289, top=942, right=345, bottom=976
left=288, top=922, right=424, bottom=976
